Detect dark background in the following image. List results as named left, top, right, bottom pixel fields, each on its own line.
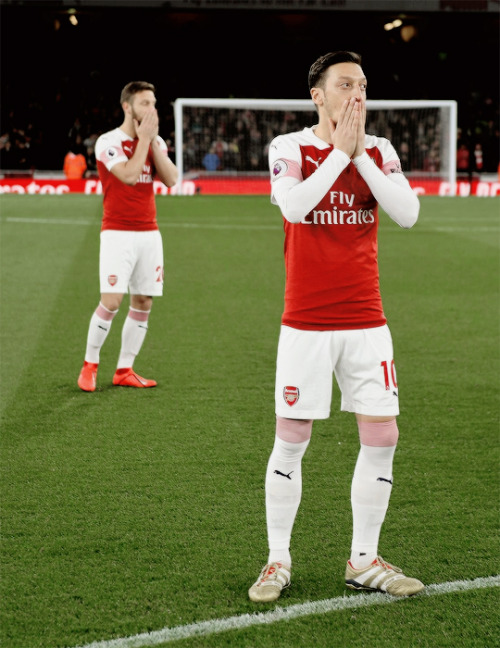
left=1, top=0, right=499, bottom=170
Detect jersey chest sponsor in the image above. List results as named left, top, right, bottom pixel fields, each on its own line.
left=137, top=171, right=153, bottom=183
left=301, top=190, right=375, bottom=226
left=302, top=207, right=375, bottom=225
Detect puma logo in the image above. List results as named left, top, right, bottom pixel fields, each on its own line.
left=274, top=470, right=294, bottom=480
left=377, top=477, right=393, bottom=485
left=305, top=155, right=321, bottom=168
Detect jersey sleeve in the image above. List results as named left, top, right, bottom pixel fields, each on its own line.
left=155, top=135, right=169, bottom=156
left=373, top=136, right=404, bottom=175
left=268, top=135, right=304, bottom=201
left=353, top=150, right=419, bottom=228
left=95, top=132, right=128, bottom=171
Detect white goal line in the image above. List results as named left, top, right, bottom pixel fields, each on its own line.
left=68, top=574, right=499, bottom=648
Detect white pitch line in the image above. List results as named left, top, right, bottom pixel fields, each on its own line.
left=3, top=216, right=499, bottom=233
left=4, top=216, right=95, bottom=226
left=67, top=575, right=499, bottom=648
left=159, top=222, right=282, bottom=231
left=3, top=217, right=281, bottom=231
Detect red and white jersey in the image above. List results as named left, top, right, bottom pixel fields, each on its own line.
left=269, top=126, right=402, bottom=331
left=95, top=128, right=168, bottom=231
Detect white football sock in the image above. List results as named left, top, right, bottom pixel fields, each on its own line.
left=266, top=435, right=310, bottom=567
left=84, top=303, right=118, bottom=364
left=350, top=443, right=396, bottom=569
left=117, top=308, right=150, bottom=369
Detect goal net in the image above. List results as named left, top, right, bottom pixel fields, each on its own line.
left=173, top=98, right=457, bottom=195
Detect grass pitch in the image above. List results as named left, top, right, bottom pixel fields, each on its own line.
left=0, top=195, right=499, bottom=648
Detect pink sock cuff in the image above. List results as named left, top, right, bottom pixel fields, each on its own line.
left=128, top=308, right=150, bottom=322
left=357, top=419, right=399, bottom=447
left=276, top=416, right=313, bottom=443
left=96, top=303, right=118, bottom=320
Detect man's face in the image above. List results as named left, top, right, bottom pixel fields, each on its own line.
left=312, top=62, right=367, bottom=123
left=128, top=90, right=157, bottom=124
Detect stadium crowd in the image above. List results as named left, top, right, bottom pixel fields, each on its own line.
left=0, top=88, right=498, bottom=178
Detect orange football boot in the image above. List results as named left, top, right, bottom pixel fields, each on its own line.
left=78, top=361, right=99, bottom=392
left=112, top=368, right=157, bottom=388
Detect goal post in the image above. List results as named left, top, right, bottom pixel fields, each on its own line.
left=173, top=98, right=457, bottom=195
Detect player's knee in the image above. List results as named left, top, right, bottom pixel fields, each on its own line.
left=357, top=419, right=399, bottom=447
left=131, top=295, right=153, bottom=310
left=100, top=293, right=123, bottom=312
left=276, top=416, right=313, bottom=443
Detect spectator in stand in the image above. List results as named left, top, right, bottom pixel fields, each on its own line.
left=0, top=133, right=13, bottom=170
left=226, top=137, right=241, bottom=170
left=165, top=133, right=176, bottom=163
left=63, top=137, right=88, bottom=179
left=202, top=144, right=220, bottom=171
left=84, top=144, right=97, bottom=177
left=68, top=116, right=84, bottom=144
left=10, top=129, right=32, bottom=171
left=456, top=143, right=472, bottom=181
left=83, top=134, right=98, bottom=177
left=473, top=143, right=483, bottom=175
left=248, top=126, right=263, bottom=170
left=398, top=140, right=410, bottom=170
left=184, top=135, right=198, bottom=171
left=212, top=127, right=228, bottom=166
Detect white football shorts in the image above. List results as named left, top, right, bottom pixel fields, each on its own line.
left=99, top=230, right=164, bottom=296
left=275, top=324, right=400, bottom=419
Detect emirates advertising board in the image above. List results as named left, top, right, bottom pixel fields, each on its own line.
left=0, top=177, right=499, bottom=197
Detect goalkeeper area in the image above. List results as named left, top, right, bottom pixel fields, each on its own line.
left=174, top=98, right=457, bottom=195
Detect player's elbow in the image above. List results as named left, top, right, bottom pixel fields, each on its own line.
left=400, top=216, right=418, bottom=229
left=283, top=210, right=305, bottom=224
left=165, top=171, right=179, bottom=188
left=388, top=193, right=419, bottom=229
left=400, top=196, right=420, bottom=229
left=280, top=200, right=305, bottom=224
left=115, top=170, right=139, bottom=186
left=398, top=212, right=418, bottom=229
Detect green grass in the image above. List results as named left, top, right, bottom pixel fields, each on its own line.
left=0, top=195, right=499, bottom=648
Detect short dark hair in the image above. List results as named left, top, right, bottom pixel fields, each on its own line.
left=308, top=51, right=362, bottom=90
left=120, top=81, right=156, bottom=105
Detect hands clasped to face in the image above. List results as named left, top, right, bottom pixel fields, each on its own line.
left=329, top=97, right=366, bottom=159
left=134, top=108, right=159, bottom=142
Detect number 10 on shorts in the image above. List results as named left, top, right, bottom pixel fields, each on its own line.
left=381, top=360, right=398, bottom=391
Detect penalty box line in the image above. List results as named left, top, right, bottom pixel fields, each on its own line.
left=70, top=574, right=500, bottom=648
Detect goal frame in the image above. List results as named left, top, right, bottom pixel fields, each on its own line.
left=173, top=98, right=457, bottom=194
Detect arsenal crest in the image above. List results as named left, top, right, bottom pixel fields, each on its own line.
left=283, top=385, right=299, bottom=406
left=108, top=274, right=118, bottom=286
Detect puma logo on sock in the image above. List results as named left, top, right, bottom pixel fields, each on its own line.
left=274, top=470, right=294, bottom=480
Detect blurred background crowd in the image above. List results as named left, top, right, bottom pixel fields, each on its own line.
left=0, top=0, right=498, bottom=179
